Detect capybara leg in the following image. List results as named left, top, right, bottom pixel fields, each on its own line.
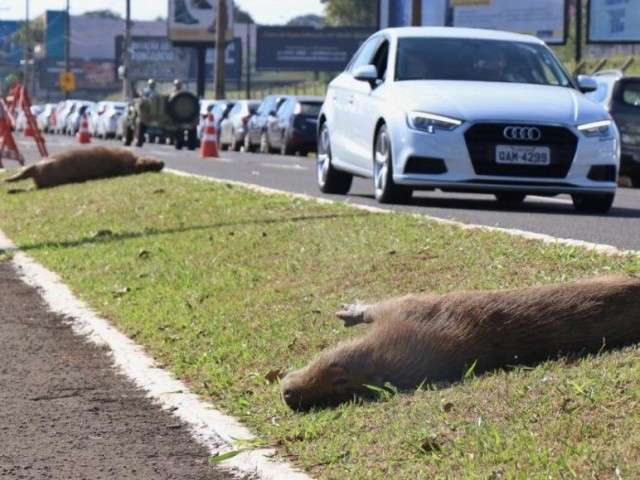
left=335, top=302, right=375, bottom=327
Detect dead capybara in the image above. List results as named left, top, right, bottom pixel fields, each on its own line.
left=281, top=275, right=640, bottom=411
left=4, top=146, right=164, bottom=189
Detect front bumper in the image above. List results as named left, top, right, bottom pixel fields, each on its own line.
left=392, top=121, right=619, bottom=195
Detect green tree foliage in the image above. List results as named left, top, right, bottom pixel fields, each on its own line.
left=321, top=0, right=377, bottom=26
left=287, top=14, right=325, bottom=27
left=12, top=16, right=45, bottom=46
left=234, top=6, right=255, bottom=24
left=82, top=9, right=123, bottom=20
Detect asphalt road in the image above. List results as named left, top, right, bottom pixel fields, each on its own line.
left=12, top=134, right=640, bottom=251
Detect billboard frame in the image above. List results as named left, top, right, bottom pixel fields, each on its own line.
left=586, top=0, right=640, bottom=44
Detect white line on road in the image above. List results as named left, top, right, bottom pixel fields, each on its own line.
left=166, top=168, right=639, bottom=256
left=0, top=231, right=312, bottom=480
left=260, top=162, right=309, bottom=171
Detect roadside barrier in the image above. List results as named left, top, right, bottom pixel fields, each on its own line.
left=200, top=113, right=219, bottom=158
left=77, top=113, right=91, bottom=144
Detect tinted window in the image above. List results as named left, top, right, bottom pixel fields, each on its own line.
left=395, top=38, right=572, bottom=87
left=299, top=102, right=322, bottom=116
left=372, top=40, right=389, bottom=80
left=622, top=81, right=640, bottom=108
left=349, top=37, right=381, bottom=72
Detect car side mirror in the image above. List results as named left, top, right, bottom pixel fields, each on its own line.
left=577, top=75, right=598, bottom=94
left=353, top=65, right=379, bottom=85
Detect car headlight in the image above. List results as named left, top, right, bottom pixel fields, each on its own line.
left=577, top=120, right=613, bottom=138
left=406, top=111, right=463, bottom=133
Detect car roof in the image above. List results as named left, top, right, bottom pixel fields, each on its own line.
left=381, top=26, right=544, bottom=45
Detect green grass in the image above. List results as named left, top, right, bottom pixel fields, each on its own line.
left=1, top=173, right=639, bottom=479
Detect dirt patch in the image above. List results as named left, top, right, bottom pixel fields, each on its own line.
left=0, top=261, right=244, bottom=480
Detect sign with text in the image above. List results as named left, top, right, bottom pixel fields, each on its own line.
left=452, top=0, right=567, bottom=44
left=40, top=59, right=117, bottom=91
left=256, top=27, right=375, bottom=72
left=168, top=0, right=234, bottom=44
left=116, top=36, right=192, bottom=82
left=588, top=0, right=640, bottom=43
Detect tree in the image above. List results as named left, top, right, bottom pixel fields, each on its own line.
left=12, top=15, right=45, bottom=47
left=235, top=5, right=255, bottom=24
left=320, top=0, right=377, bottom=27
left=287, top=14, right=325, bottom=28
left=82, top=9, right=122, bottom=20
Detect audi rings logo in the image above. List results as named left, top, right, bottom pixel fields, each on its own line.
left=503, top=126, right=542, bottom=142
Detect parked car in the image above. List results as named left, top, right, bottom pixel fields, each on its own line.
left=208, top=101, right=236, bottom=144
left=589, top=70, right=640, bottom=187
left=65, top=101, right=95, bottom=136
left=219, top=100, right=260, bottom=151
left=92, top=101, right=127, bottom=139
left=53, top=100, right=75, bottom=134
left=36, top=103, right=57, bottom=133
left=245, top=95, right=287, bottom=153
left=14, top=105, right=43, bottom=132
left=318, top=27, right=619, bottom=213
left=266, top=96, right=323, bottom=155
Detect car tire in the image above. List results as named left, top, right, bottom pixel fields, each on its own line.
left=187, top=128, right=198, bottom=151
left=231, top=131, right=242, bottom=152
left=123, top=126, right=134, bottom=146
left=135, top=122, right=146, bottom=148
left=632, top=175, right=640, bottom=189
left=259, top=132, right=272, bottom=154
left=243, top=133, right=255, bottom=153
left=280, top=134, right=293, bottom=156
left=495, top=192, right=526, bottom=204
left=571, top=193, right=615, bottom=214
left=373, top=124, right=412, bottom=204
left=175, top=131, right=184, bottom=150
left=317, top=123, right=353, bottom=195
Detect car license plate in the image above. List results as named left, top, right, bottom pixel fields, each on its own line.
left=496, top=145, right=551, bottom=166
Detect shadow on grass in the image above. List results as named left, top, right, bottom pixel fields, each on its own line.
left=16, top=212, right=371, bottom=252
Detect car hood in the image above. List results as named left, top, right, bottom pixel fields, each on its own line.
left=390, top=81, right=609, bottom=126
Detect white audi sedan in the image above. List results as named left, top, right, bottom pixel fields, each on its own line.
left=317, top=27, right=620, bottom=212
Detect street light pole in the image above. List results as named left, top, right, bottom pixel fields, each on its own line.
left=123, top=0, right=132, bottom=99
left=214, top=0, right=226, bottom=100
left=23, top=0, right=30, bottom=88
left=411, top=0, right=422, bottom=26
left=64, top=0, right=70, bottom=100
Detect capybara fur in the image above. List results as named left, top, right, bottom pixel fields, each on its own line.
left=281, top=275, right=640, bottom=411
left=5, top=146, right=164, bottom=189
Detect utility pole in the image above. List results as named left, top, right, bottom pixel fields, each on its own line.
left=123, top=0, right=132, bottom=99
left=575, top=0, right=583, bottom=65
left=245, top=23, right=251, bottom=100
left=411, top=0, right=422, bottom=26
left=214, top=0, right=226, bottom=100
left=64, top=0, right=70, bottom=100
left=23, top=0, right=30, bottom=88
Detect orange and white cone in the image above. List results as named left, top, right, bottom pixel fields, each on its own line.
left=200, top=113, right=218, bottom=158
left=77, top=113, right=91, bottom=144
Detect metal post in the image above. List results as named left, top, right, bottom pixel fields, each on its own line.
left=411, top=0, right=422, bottom=26
left=123, top=0, right=132, bottom=99
left=245, top=23, right=251, bottom=100
left=196, top=46, right=206, bottom=98
left=64, top=0, right=70, bottom=100
left=575, top=0, right=582, bottom=65
left=23, top=0, right=30, bottom=89
left=214, top=0, right=226, bottom=99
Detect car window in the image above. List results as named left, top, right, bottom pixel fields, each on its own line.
left=258, top=97, right=274, bottom=115
left=299, top=102, right=322, bottom=116
left=349, top=36, right=381, bottom=73
left=249, top=103, right=259, bottom=114
left=621, top=81, right=640, bottom=108
left=229, top=104, right=241, bottom=116
left=395, top=37, right=572, bottom=87
left=276, top=99, right=291, bottom=118
left=372, top=40, right=390, bottom=80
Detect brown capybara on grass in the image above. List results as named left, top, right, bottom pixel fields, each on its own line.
left=4, top=146, right=164, bottom=189
left=282, top=275, right=640, bottom=411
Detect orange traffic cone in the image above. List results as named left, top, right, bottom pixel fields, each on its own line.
left=77, top=113, right=91, bottom=144
left=200, top=113, right=218, bottom=158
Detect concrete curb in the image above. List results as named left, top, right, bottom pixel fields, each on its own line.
left=0, top=230, right=312, bottom=480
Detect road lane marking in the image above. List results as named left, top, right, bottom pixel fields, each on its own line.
left=261, top=162, right=309, bottom=171
left=0, top=231, right=311, bottom=480
left=166, top=168, right=638, bottom=256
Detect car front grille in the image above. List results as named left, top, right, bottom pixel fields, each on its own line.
left=464, top=123, right=578, bottom=178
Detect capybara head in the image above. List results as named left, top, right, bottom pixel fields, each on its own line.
left=135, top=156, right=165, bottom=173
left=281, top=341, right=380, bottom=411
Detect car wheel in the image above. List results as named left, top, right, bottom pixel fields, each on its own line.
left=280, top=134, right=293, bottom=156
left=495, top=192, right=526, bottom=204
left=135, top=122, right=146, bottom=147
left=317, top=123, right=353, bottom=195
left=175, top=131, right=184, bottom=150
left=260, top=132, right=271, bottom=154
left=123, top=126, right=134, bottom=146
left=632, top=175, right=640, bottom=189
left=373, top=124, right=412, bottom=204
left=571, top=193, right=615, bottom=214
left=187, top=128, right=198, bottom=150
left=231, top=131, right=242, bottom=152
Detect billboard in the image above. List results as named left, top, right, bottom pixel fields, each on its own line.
left=168, top=0, right=234, bottom=44
left=116, top=36, right=192, bottom=82
left=40, top=59, right=117, bottom=90
left=45, top=10, right=67, bottom=61
left=588, top=0, right=640, bottom=43
left=0, top=21, right=23, bottom=66
left=199, top=38, right=242, bottom=80
left=256, top=27, right=375, bottom=72
left=452, top=0, right=567, bottom=44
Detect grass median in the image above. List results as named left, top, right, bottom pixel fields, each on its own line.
left=1, top=172, right=639, bottom=479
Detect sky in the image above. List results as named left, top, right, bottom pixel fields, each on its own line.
left=0, top=0, right=325, bottom=24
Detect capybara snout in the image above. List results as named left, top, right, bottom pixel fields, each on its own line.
left=136, top=157, right=165, bottom=173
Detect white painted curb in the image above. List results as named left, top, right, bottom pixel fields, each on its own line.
left=166, top=168, right=639, bottom=257
left=0, top=231, right=311, bottom=480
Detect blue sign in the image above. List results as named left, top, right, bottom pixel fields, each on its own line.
left=45, top=10, right=68, bottom=61
left=0, top=21, right=23, bottom=66
left=588, top=0, right=640, bottom=43
left=256, top=27, right=375, bottom=72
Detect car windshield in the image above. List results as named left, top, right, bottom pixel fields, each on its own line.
left=621, top=81, right=640, bottom=108
left=299, top=102, right=322, bottom=116
left=395, top=37, right=572, bottom=87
